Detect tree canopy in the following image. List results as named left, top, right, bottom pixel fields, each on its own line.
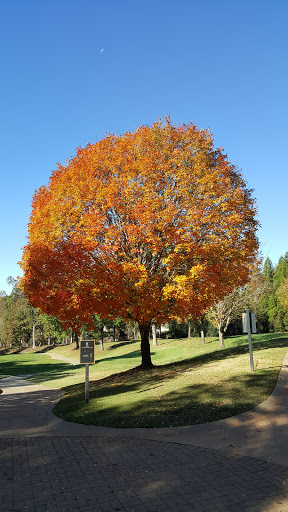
left=20, top=119, right=259, bottom=367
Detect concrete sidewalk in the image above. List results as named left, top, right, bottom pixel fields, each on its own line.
left=48, top=352, right=81, bottom=365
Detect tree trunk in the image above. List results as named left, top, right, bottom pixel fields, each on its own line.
left=200, top=317, right=205, bottom=344
left=32, top=322, right=35, bottom=349
left=133, top=323, right=139, bottom=340
left=201, top=329, right=205, bottom=344
left=138, top=322, right=154, bottom=369
left=152, top=323, right=158, bottom=346
left=127, top=321, right=133, bottom=340
left=219, top=329, right=225, bottom=349
left=187, top=319, right=191, bottom=338
left=74, top=332, right=79, bottom=350
left=100, top=328, right=104, bottom=351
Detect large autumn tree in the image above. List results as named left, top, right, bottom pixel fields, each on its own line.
left=20, top=119, right=259, bottom=368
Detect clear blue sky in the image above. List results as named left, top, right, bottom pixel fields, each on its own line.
left=1, top=0, right=287, bottom=294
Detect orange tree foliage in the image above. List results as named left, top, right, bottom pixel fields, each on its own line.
left=19, top=119, right=259, bottom=368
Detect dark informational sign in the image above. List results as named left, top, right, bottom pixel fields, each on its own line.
left=242, top=311, right=257, bottom=334
left=80, top=340, right=95, bottom=364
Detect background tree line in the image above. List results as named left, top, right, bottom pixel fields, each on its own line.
left=0, top=278, right=129, bottom=349
left=0, top=278, right=70, bottom=348
left=1, top=252, right=288, bottom=349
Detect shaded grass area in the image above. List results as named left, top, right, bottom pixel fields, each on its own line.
left=53, top=333, right=288, bottom=428
left=0, top=353, right=83, bottom=384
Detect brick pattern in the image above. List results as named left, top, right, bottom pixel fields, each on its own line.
left=1, top=437, right=288, bottom=512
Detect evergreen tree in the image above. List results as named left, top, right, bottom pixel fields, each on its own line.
left=262, top=257, right=274, bottom=284
left=273, top=253, right=288, bottom=289
left=265, top=253, right=288, bottom=332
left=0, top=294, right=7, bottom=347
left=278, top=278, right=288, bottom=310
left=259, top=258, right=275, bottom=332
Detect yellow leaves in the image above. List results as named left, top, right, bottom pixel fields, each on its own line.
left=189, top=264, right=204, bottom=279
left=173, top=274, right=187, bottom=287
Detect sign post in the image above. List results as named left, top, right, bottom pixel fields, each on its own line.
left=242, top=308, right=257, bottom=373
left=80, top=339, right=95, bottom=403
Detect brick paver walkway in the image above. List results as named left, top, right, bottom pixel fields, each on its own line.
left=1, top=436, right=288, bottom=512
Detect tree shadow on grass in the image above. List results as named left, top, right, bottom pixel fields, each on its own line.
left=0, top=349, right=10, bottom=355
left=54, top=368, right=280, bottom=428
left=107, top=341, right=135, bottom=351
left=0, top=357, right=82, bottom=384
left=37, top=345, right=61, bottom=353
left=94, top=349, right=143, bottom=365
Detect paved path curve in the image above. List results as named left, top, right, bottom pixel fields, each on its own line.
left=1, top=353, right=288, bottom=511
left=48, top=352, right=81, bottom=365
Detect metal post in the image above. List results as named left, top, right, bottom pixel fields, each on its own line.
left=32, top=321, right=35, bottom=349
left=247, top=308, right=254, bottom=373
left=85, top=364, right=89, bottom=403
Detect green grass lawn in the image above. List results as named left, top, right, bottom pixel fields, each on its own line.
left=1, top=333, right=288, bottom=427
left=53, top=333, right=288, bottom=427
